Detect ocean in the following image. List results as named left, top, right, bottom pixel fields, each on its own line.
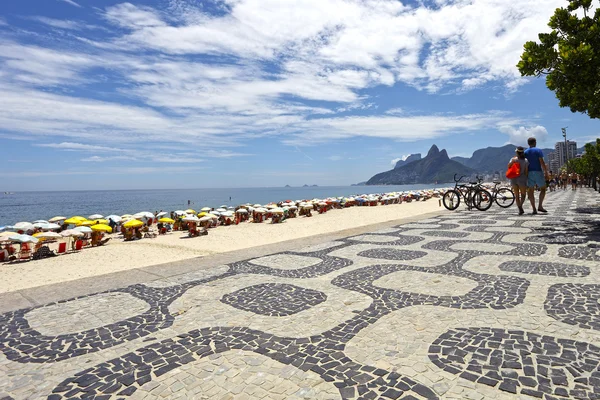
left=0, top=184, right=445, bottom=226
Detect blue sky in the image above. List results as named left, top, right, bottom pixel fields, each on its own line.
left=0, top=0, right=598, bottom=191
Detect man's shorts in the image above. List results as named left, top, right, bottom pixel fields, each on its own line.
left=528, top=171, right=546, bottom=188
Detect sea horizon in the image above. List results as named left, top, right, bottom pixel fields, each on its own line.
left=0, top=183, right=449, bottom=226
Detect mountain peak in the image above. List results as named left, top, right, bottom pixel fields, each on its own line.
left=427, top=145, right=440, bottom=157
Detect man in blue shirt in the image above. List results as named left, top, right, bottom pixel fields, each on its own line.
left=524, top=137, right=549, bottom=214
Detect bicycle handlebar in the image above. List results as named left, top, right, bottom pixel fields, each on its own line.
left=454, top=174, right=465, bottom=183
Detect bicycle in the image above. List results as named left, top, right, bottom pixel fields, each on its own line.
left=442, top=175, right=492, bottom=211
left=489, top=181, right=515, bottom=208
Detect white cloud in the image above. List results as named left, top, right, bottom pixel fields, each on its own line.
left=498, top=125, right=549, bottom=146
left=28, top=16, right=82, bottom=30
left=284, top=112, right=519, bottom=145
left=58, top=0, right=82, bottom=8
left=390, top=158, right=401, bottom=165
left=328, top=155, right=343, bottom=161
left=0, top=0, right=562, bottom=160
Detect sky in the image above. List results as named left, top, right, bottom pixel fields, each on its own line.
left=0, top=0, right=598, bottom=191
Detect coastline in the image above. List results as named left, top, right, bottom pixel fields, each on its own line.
left=0, top=199, right=442, bottom=294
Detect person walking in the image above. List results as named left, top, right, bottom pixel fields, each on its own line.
left=524, top=137, right=549, bottom=214
left=508, top=146, right=529, bottom=215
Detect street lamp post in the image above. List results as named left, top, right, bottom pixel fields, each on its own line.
left=562, top=127, right=568, bottom=173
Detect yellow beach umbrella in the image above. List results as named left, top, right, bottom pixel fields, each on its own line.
left=158, top=217, right=175, bottom=223
left=91, top=224, right=112, bottom=233
left=94, top=219, right=108, bottom=224
left=77, top=220, right=95, bottom=226
left=205, top=213, right=217, bottom=219
left=64, top=217, right=85, bottom=225
left=198, top=212, right=207, bottom=217
left=123, top=219, right=143, bottom=228
left=185, top=209, right=196, bottom=214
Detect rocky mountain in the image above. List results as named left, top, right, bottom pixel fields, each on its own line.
left=452, top=144, right=554, bottom=173
left=394, top=153, right=421, bottom=169
left=367, top=145, right=474, bottom=185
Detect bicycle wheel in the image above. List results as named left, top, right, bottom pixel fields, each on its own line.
left=461, top=187, right=474, bottom=209
left=442, top=190, right=461, bottom=211
left=495, top=187, right=515, bottom=208
left=473, top=188, right=493, bottom=211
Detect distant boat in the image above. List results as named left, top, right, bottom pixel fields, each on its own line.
left=3, top=192, right=14, bottom=195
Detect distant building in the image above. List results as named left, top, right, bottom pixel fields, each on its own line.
left=547, top=152, right=560, bottom=174
left=554, top=140, right=577, bottom=170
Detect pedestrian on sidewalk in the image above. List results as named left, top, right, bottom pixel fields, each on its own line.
left=508, top=146, right=528, bottom=215
left=524, top=137, right=549, bottom=214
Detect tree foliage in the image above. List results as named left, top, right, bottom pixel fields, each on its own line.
left=517, top=0, right=600, bottom=118
left=567, top=139, right=600, bottom=188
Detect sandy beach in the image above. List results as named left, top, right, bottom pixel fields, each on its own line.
left=0, top=200, right=442, bottom=294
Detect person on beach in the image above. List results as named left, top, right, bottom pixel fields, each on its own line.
left=508, top=146, right=529, bottom=215
left=524, top=137, right=549, bottom=214
left=571, top=173, right=578, bottom=190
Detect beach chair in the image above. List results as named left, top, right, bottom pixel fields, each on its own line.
left=19, top=249, right=32, bottom=261
left=57, top=242, right=67, bottom=254
left=75, top=240, right=83, bottom=251
left=0, top=251, right=5, bottom=262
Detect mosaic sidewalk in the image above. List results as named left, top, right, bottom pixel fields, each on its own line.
left=1, top=188, right=600, bottom=399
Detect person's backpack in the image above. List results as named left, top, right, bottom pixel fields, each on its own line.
left=506, top=162, right=520, bottom=179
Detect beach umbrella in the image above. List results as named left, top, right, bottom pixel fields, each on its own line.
left=182, top=215, right=200, bottom=222
left=254, top=208, right=267, bottom=213
left=64, top=217, right=83, bottom=225
left=216, top=208, right=227, bottom=213
left=40, top=223, right=61, bottom=231
left=121, top=214, right=133, bottom=219
left=205, top=213, right=218, bottom=219
left=174, top=210, right=186, bottom=216
left=33, top=220, right=49, bottom=224
left=271, top=208, right=284, bottom=214
left=156, top=211, right=168, bottom=217
left=61, top=230, right=84, bottom=237
left=106, top=215, right=122, bottom=223
left=235, top=209, right=248, bottom=214
left=222, top=211, right=234, bottom=218
left=198, top=216, right=212, bottom=222
left=198, top=212, right=207, bottom=217
left=211, top=211, right=221, bottom=216
left=91, top=224, right=112, bottom=233
left=88, top=214, right=104, bottom=219
left=253, top=204, right=261, bottom=208
left=134, top=211, right=154, bottom=219
left=0, top=231, right=18, bottom=239
left=77, top=220, right=95, bottom=227
left=9, top=234, right=39, bottom=244
left=123, top=219, right=143, bottom=228
left=158, top=217, right=175, bottom=223
left=49, top=216, right=66, bottom=223
left=73, top=226, right=93, bottom=233
left=200, top=207, right=211, bottom=212
left=33, top=232, right=62, bottom=239
left=227, top=206, right=234, bottom=210
left=14, top=222, right=34, bottom=231
left=185, top=209, right=196, bottom=214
